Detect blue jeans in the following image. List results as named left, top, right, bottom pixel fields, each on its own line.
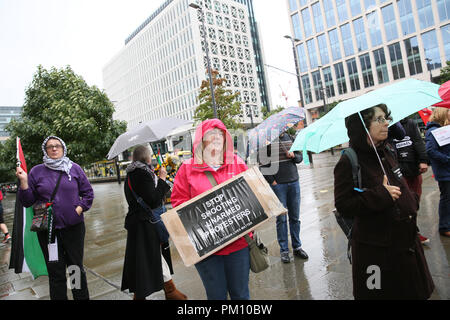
left=153, top=205, right=169, bottom=244
left=194, top=247, right=250, bottom=300
left=438, top=181, right=450, bottom=233
left=271, top=180, right=301, bottom=253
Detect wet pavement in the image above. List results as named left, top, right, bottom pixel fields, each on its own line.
left=0, top=152, right=448, bottom=300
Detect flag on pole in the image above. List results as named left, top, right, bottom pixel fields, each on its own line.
left=156, top=148, right=163, bottom=166
left=9, top=137, right=47, bottom=279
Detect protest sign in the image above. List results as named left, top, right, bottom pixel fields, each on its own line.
left=431, top=125, right=450, bottom=147
left=161, top=166, right=286, bottom=266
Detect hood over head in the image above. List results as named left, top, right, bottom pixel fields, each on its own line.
left=192, top=119, right=234, bottom=165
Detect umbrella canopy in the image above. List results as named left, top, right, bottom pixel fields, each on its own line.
left=247, top=106, right=305, bottom=155
left=432, top=80, right=450, bottom=108
left=290, top=79, right=442, bottom=163
left=107, top=117, right=192, bottom=159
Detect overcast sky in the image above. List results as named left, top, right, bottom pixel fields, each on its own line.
left=0, top=0, right=299, bottom=109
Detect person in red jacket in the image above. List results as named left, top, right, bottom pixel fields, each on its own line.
left=0, top=189, right=11, bottom=243
left=171, top=119, right=251, bottom=300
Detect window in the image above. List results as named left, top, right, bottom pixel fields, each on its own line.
left=346, top=58, right=361, bottom=91
left=364, top=0, right=376, bottom=10
left=302, top=75, right=313, bottom=104
left=340, top=23, right=355, bottom=56
left=437, top=0, right=450, bottom=22
left=328, top=29, right=342, bottom=60
left=307, top=39, right=319, bottom=68
left=353, top=17, right=368, bottom=52
left=442, top=24, right=450, bottom=61
left=323, top=67, right=336, bottom=97
left=359, top=53, right=374, bottom=88
left=422, top=30, right=442, bottom=70
left=300, top=0, right=308, bottom=6
left=388, top=42, right=406, bottom=80
left=302, top=8, right=313, bottom=38
left=323, top=0, right=336, bottom=28
left=373, top=48, right=389, bottom=84
left=317, top=34, right=330, bottom=65
left=404, top=36, right=423, bottom=75
left=336, top=0, right=349, bottom=23
left=382, top=4, right=398, bottom=42
left=334, top=62, right=347, bottom=94
left=349, top=0, right=362, bottom=17
left=397, top=0, right=416, bottom=36
left=367, top=11, right=382, bottom=47
left=289, top=0, right=298, bottom=12
left=312, top=71, right=323, bottom=101
left=297, top=43, right=308, bottom=72
left=312, top=2, right=324, bottom=33
left=292, top=13, right=303, bottom=40
left=416, top=0, right=435, bottom=30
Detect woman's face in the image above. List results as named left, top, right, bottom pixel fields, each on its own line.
left=368, top=107, right=390, bottom=146
left=203, top=128, right=225, bottom=153
left=45, top=139, right=64, bottom=160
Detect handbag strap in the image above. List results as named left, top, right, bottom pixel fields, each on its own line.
left=126, top=175, right=159, bottom=224
left=204, top=171, right=218, bottom=187
left=49, top=172, right=63, bottom=203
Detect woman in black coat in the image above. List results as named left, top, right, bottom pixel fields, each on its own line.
left=334, top=104, right=434, bottom=300
left=121, top=145, right=187, bottom=300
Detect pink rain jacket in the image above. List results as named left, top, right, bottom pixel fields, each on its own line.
left=171, top=119, right=250, bottom=255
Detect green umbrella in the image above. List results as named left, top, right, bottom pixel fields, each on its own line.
left=290, top=79, right=442, bottom=164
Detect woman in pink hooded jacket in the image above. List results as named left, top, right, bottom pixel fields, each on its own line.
left=171, top=119, right=251, bottom=300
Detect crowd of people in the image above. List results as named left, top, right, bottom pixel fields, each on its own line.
left=6, top=105, right=449, bottom=300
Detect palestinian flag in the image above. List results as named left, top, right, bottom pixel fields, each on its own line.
left=156, top=148, right=163, bottom=166
left=9, top=137, right=47, bottom=279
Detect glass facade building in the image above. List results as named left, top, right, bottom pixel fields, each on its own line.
left=104, top=0, right=268, bottom=129
left=0, top=106, right=22, bottom=139
left=286, top=0, right=450, bottom=122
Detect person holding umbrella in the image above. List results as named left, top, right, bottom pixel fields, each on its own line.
left=334, top=104, right=434, bottom=299
left=425, top=107, right=450, bottom=237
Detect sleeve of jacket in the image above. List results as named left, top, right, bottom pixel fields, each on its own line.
left=410, top=122, right=428, bottom=164
left=334, top=156, right=395, bottom=217
left=426, top=129, right=450, bottom=165
left=170, top=163, right=191, bottom=208
left=73, top=164, right=94, bottom=212
left=18, top=168, right=38, bottom=208
left=131, top=169, right=170, bottom=209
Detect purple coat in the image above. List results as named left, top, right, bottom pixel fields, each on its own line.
left=19, top=163, right=94, bottom=229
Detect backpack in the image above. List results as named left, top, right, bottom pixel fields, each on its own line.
left=333, top=147, right=362, bottom=264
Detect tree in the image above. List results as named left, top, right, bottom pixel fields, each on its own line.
left=194, top=70, right=243, bottom=130
left=1, top=65, right=127, bottom=173
left=439, top=61, right=450, bottom=84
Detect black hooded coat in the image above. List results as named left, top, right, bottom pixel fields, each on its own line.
left=334, top=113, right=434, bottom=300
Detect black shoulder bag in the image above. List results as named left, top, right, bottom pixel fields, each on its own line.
left=126, top=175, right=169, bottom=244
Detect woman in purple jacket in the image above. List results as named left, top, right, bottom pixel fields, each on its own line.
left=16, top=136, right=94, bottom=300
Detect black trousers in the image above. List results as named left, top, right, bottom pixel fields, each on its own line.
left=37, top=222, right=89, bottom=300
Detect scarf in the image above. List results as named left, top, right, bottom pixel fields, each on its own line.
left=126, top=161, right=155, bottom=176
left=42, top=136, right=73, bottom=181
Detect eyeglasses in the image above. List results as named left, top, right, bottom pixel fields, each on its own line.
left=45, top=144, right=63, bottom=150
left=372, top=116, right=392, bottom=125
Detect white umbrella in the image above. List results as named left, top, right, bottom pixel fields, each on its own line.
left=107, top=117, right=192, bottom=159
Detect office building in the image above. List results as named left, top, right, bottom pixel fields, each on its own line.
left=0, top=106, right=22, bottom=141
left=287, top=0, right=450, bottom=123
left=103, top=0, right=271, bottom=129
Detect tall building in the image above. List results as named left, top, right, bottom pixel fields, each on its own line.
left=103, top=0, right=270, bottom=130
left=286, top=0, right=450, bottom=123
left=0, top=106, right=22, bottom=141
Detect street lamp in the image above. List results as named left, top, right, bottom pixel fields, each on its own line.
left=425, top=57, right=433, bottom=83
left=189, top=2, right=218, bottom=119
left=318, top=65, right=334, bottom=155
left=284, top=35, right=314, bottom=166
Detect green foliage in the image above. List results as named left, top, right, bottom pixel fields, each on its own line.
left=194, top=70, right=243, bottom=130
left=439, top=61, right=450, bottom=84
left=261, top=105, right=284, bottom=120
left=319, top=100, right=343, bottom=118
left=1, top=65, right=126, bottom=177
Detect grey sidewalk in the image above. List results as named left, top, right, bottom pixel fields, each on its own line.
left=0, top=152, right=448, bottom=300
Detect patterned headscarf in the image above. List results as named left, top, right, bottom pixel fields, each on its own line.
left=42, top=136, right=73, bottom=181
